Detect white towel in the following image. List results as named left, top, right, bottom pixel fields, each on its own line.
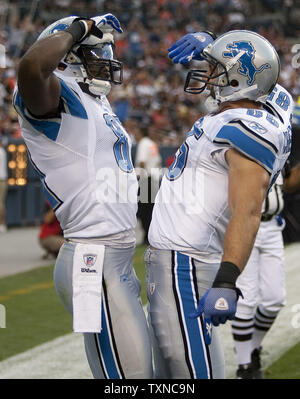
left=72, top=243, right=105, bottom=333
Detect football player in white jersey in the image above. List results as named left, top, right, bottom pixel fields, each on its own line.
left=13, top=15, right=152, bottom=379
left=168, top=33, right=296, bottom=379
left=145, top=30, right=292, bottom=379
left=230, top=85, right=295, bottom=379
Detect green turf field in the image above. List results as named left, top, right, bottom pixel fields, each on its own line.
left=0, top=243, right=299, bottom=378
left=0, top=264, right=72, bottom=361
left=0, top=244, right=148, bottom=361
left=133, top=244, right=147, bottom=304
left=265, top=341, right=300, bottom=379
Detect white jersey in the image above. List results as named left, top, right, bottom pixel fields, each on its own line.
left=261, top=83, right=295, bottom=220
left=149, top=104, right=292, bottom=261
left=264, top=83, right=294, bottom=127
left=13, top=75, right=138, bottom=239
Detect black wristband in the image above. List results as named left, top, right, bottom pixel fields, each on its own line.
left=65, top=20, right=89, bottom=44
left=203, top=30, right=217, bottom=40
left=212, top=261, right=240, bottom=288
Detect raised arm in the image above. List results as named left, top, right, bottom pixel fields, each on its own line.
left=17, top=19, right=94, bottom=117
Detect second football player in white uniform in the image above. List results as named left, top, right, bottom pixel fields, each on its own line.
left=146, top=30, right=292, bottom=379
left=230, top=84, right=294, bottom=379
left=168, top=33, right=296, bottom=379
left=168, top=31, right=296, bottom=379
left=14, top=14, right=152, bottom=379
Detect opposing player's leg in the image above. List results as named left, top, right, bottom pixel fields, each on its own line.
left=54, top=242, right=153, bottom=379
left=145, top=247, right=224, bottom=379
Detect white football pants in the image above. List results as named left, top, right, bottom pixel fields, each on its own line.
left=235, top=217, right=286, bottom=318
left=54, top=241, right=153, bottom=379
left=145, top=247, right=225, bottom=379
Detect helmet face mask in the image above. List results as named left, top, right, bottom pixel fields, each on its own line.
left=184, top=55, right=229, bottom=94
left=77, top=45, right=123, bottom=84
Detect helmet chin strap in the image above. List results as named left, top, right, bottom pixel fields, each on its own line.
left=215, top=84, right=259, bottom=103
left=79, top=65, right=111, bottom=96
left=204, top=95, right=219, bottom=113
left=86, top=78, right=111, bottom=96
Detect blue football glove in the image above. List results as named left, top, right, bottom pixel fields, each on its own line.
left=190, top=287, right=243, bottom=332
left=190, top=261, right=242, bottom=345
left=168, top=32, right=215, bottom=64
left=98, top=13, right=123, bottom=33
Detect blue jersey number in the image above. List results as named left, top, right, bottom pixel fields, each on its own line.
left=103, top=114, right=133, bottom=173
left=167, top=119, right=204, bottom=180
left=267, top=87, right=290, bottom=111
left=167, top=142, right=189, bottom=181
left=247, top=108, right=280, bottom=128
left=246, top=109, right=263, bottom=118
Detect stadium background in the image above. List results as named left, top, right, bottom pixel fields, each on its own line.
left=0, top=0, right=300, bottom=379
left=1, top=0, right=300, bottom=240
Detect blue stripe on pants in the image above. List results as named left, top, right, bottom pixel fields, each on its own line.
left=96, top=299, right=122, bottom=379
left=175, top=251, right=211, bottom=379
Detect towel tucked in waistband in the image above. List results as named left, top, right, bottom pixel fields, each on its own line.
left=72, top=243, right=105, bottom=333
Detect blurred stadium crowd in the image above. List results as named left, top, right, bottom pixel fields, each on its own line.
left=0, top=0, right=299, bottom=149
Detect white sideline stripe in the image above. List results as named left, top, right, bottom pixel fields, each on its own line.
left=0, top=243, right=299, bottom=379
left=219, top=242, right=300, bottom=378
left=0, top=333, right=93, bottom=379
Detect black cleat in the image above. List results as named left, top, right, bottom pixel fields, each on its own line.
left=236, top=363, right=254, bottom=379
left=251, top=347, right=264, bottom=379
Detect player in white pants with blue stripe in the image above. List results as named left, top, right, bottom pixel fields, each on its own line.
left=14, top=14, right=152, bottom=379
left=55, top=242, right=151, bottom=379
left=147, top=30, right=292, bottom=379
left=145, top=248, right=225, bottom=378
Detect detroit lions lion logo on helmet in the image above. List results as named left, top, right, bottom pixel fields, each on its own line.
left=223, top=41, right=271, bottom=85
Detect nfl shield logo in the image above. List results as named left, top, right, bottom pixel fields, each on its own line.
left=149, top=283, right=155, bottom=295
left=83, top=254, right=97, bottom=267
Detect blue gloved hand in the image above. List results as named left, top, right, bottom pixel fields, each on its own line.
left=98, top=13, right=123, bottom=33
left=190, top=287, right=243, bottom=332
left=190, top=261, right=242, bottom=345
left=168, top=32, right=215, bottom=64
